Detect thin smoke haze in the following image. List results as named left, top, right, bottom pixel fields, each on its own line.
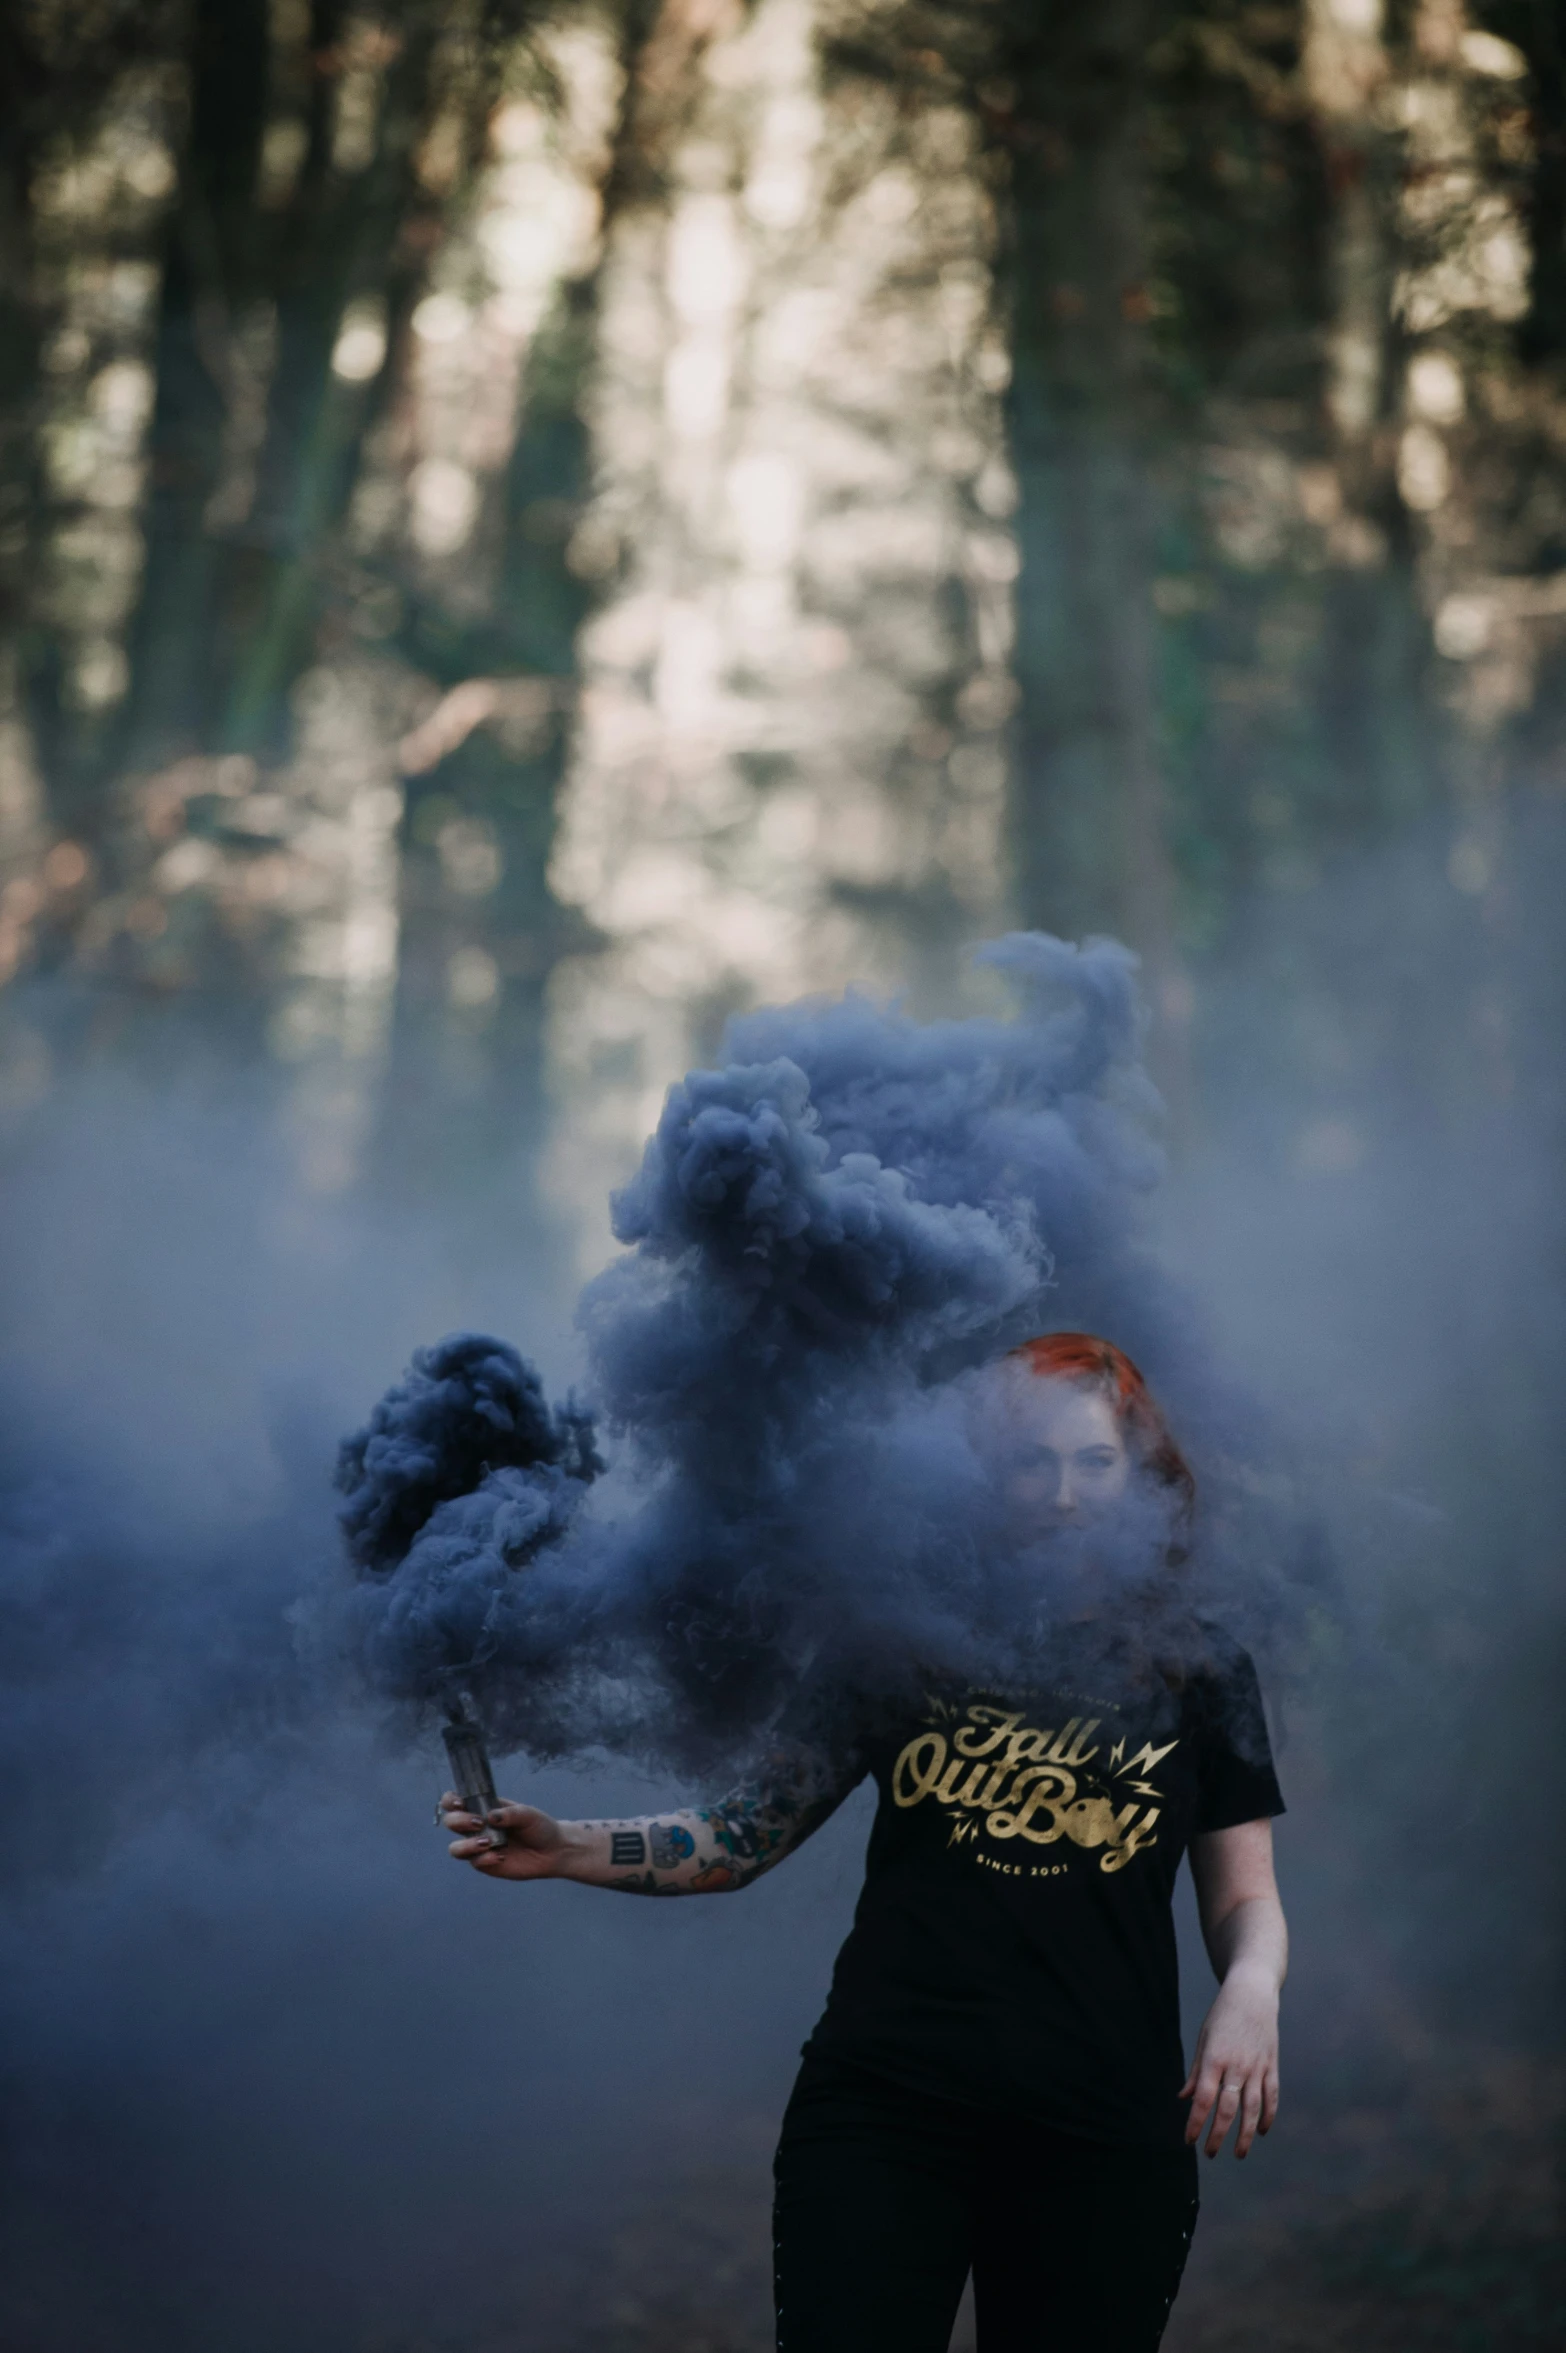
left=0, top=823, right=1558, bottom=2351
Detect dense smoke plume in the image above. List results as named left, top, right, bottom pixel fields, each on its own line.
left=341, top=933, right=1306, bottom=1767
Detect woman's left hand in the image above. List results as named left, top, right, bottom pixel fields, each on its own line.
left=1180, top=1964, right=1280, bottom=2158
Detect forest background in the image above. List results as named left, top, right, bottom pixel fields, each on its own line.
left=0, top=2, right=1562, bottom=2349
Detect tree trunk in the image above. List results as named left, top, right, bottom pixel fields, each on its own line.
left=124, top=0, right=272, bottom=770
left=997, top=0, right=1183, bottom=1063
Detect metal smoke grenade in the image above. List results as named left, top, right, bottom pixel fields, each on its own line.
left=442, top=1705, right=508, bottom=1847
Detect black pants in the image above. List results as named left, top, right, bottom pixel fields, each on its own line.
left=772, top=2056, right=1199, bottom=2353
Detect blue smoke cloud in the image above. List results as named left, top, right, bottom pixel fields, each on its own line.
left=588, top=931, right=1156, bottom=1438
left=336, top=1330, right=602, bottom=1576
left=340, top=935, right=1299, bottom=1764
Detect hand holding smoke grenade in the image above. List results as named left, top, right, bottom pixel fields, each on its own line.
left=442, top=1706, right=508, bottom=1848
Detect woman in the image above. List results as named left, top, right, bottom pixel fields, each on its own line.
left=440, top=1333, right=1287, bottom=2352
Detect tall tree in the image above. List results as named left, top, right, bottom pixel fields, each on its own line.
left=995, top=0, right=1174, bottom=984
left=124, top=0, right=271, bottom=770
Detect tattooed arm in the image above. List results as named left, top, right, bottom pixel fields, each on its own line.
left=438, top=1743, right=862, bottom=1894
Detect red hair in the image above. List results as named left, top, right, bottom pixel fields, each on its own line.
left=1008, top=1332, right=1195, bottom=1523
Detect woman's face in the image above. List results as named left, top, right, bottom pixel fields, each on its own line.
left=997, top=1373, right=1133, bottom=1528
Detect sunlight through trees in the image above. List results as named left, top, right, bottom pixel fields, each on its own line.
left=1, top=0, right=1563, bottom=1210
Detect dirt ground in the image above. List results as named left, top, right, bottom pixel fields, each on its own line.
left=363, top=2049, right=1562, bottom=2353
left=1165, top=2052, right=1564, bottom=2353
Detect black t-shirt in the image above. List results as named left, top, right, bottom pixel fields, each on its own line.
left=803, top=1643, right=1284, bottom=2148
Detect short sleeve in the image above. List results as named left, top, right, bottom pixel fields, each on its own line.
left=1191, top=1646, right=1285, bottom=1835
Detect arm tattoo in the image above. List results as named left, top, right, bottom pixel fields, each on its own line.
left=694, top=1745, right=859, bottom=1891
left=649, top=1822, right=696, bottom=1869
left=587, top=1741, right=863, bottom=1897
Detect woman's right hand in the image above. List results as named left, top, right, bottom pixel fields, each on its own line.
left=438, top=1793, right=575, bottom=1881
